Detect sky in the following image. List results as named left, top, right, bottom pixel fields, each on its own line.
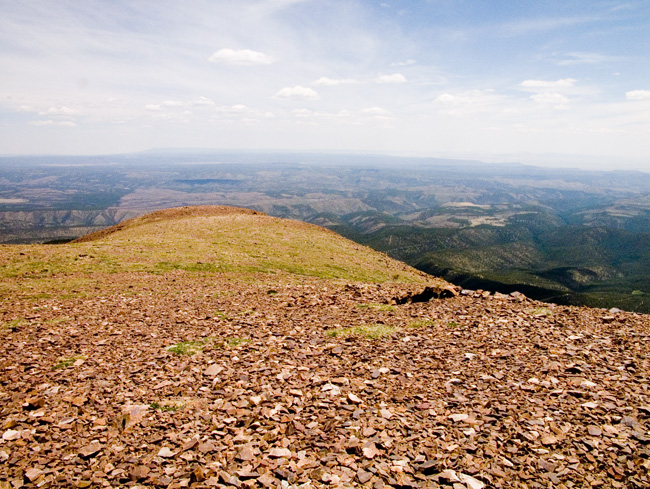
left=1, top=0, right=649, bottom=169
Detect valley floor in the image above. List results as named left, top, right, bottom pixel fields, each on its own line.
left=1, top=272, right=649, bottom=488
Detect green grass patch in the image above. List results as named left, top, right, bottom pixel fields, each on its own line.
left=226, top=337, right=250, bottom=348
left=356, top=303, right=396, bottom=312
left=326, top=324, right=395, bottom=339
left=447, top=321, right=459, bottom=328
left=166, top=338, right=212, bottom=356
left=29, top=293, right=53, bottom=300
left=154, top=261, right=222, bottom=273
left=408, top=319, right=435, bottom=328
left=527, top=307, right=553, bottom=316
left=150, top=401, right=181, bottom=412
left=2, top=319, right=26, bottom=331
left=213, top=310, right=228, bottom=320
left=53, top=355, right=87, bottom=369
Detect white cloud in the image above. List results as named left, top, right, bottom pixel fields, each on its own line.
left=312, top=77, right=360, bottom=86
left=216, top=104, right=249, bottom=114
left=144, top=104, right=162, bottom=111
left=191, top=97, right=215, bottom=106
left=162, top=100, right=184, bottom=107
left=289, top=107, right=394, bottom=127
left=626, top=90, right=650, bottom=101
left=362, top=107, right=389, bottom=115
left=208, top=48, right=275, bottom=66
left=212, top=104, right=275, bottom=124
left=520, top=78, right=577, bottom=89
left=274, top=86, right=320, bottom=100
left=29, top=120, right=76, bottom=127
left=39, top=106, right=79, bottom=116
left=375, top=73, right=407, bottom=84
left=434, top=93, right=470, bottom=104
left=555, top=52, right=615, bottom=66
left=502, top=15, right=599, bottom=36
left=431, top=89, right=513, bottom=118
left=391, top=60, right=416, bottom=67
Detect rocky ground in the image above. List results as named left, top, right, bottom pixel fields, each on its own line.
left=1, top=272, right=649, bottom=488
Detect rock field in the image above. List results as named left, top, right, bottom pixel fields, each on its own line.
left=1, top=272, right=648, bottom=488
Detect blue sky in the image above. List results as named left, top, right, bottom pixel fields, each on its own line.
left=1, top=0, right=649, bottom=168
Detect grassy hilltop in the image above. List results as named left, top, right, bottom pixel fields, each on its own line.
left=0, top=206, right=438, bottom=302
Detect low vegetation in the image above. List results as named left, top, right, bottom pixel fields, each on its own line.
left=166, top=339, right=212, bottom=356
left=408, top=319, right=435, bottom=328
left=326, top=324, right=395, bottom=339
left=356, top=303, right=396, bottom=312
left=53, top=355, right=87, bottom=369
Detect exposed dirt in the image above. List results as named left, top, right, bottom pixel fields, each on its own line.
left=1, top=272, right=649, bottom=488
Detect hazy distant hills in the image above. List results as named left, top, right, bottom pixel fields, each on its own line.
left=1, top=151, right=649, bottom=312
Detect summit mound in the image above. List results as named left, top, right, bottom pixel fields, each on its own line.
left=0, top=206, right=649, bottom=488
left=66, top=205, right=437, bottom=285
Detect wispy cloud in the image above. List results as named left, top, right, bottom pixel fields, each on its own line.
left=432, top=90, right=508, bottom=116
left=208, top=48, right=275, bottom=66
left=501, top=15, right=600, bottom=36
left=391, top=60, right=416, bottom=67
left=191, top=97, right=215, bottom=107
left=29, top=120, right=77, bottom=127
left=554, top=52, right=620, bottom=66
left=626, top=90, right=650, bottom=100
left=39, top=106, right=80, bottom=116
left=312, top=77, right=360, bottom=87
left=375, top=73, right=407, bottom=84
left=290, top=106, right=394, bottom=126
left=213, top=104, right=275, bottom=124
left=274, top=86, right=320, bottom=100
left=0, top=0, right=648, bottom=162
left=520, top=78, right=577, bottom=89
left=162, top=100, right=184, bottom=107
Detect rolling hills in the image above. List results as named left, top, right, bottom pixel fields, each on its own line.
left=1, top=206, right=648, bottom=488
